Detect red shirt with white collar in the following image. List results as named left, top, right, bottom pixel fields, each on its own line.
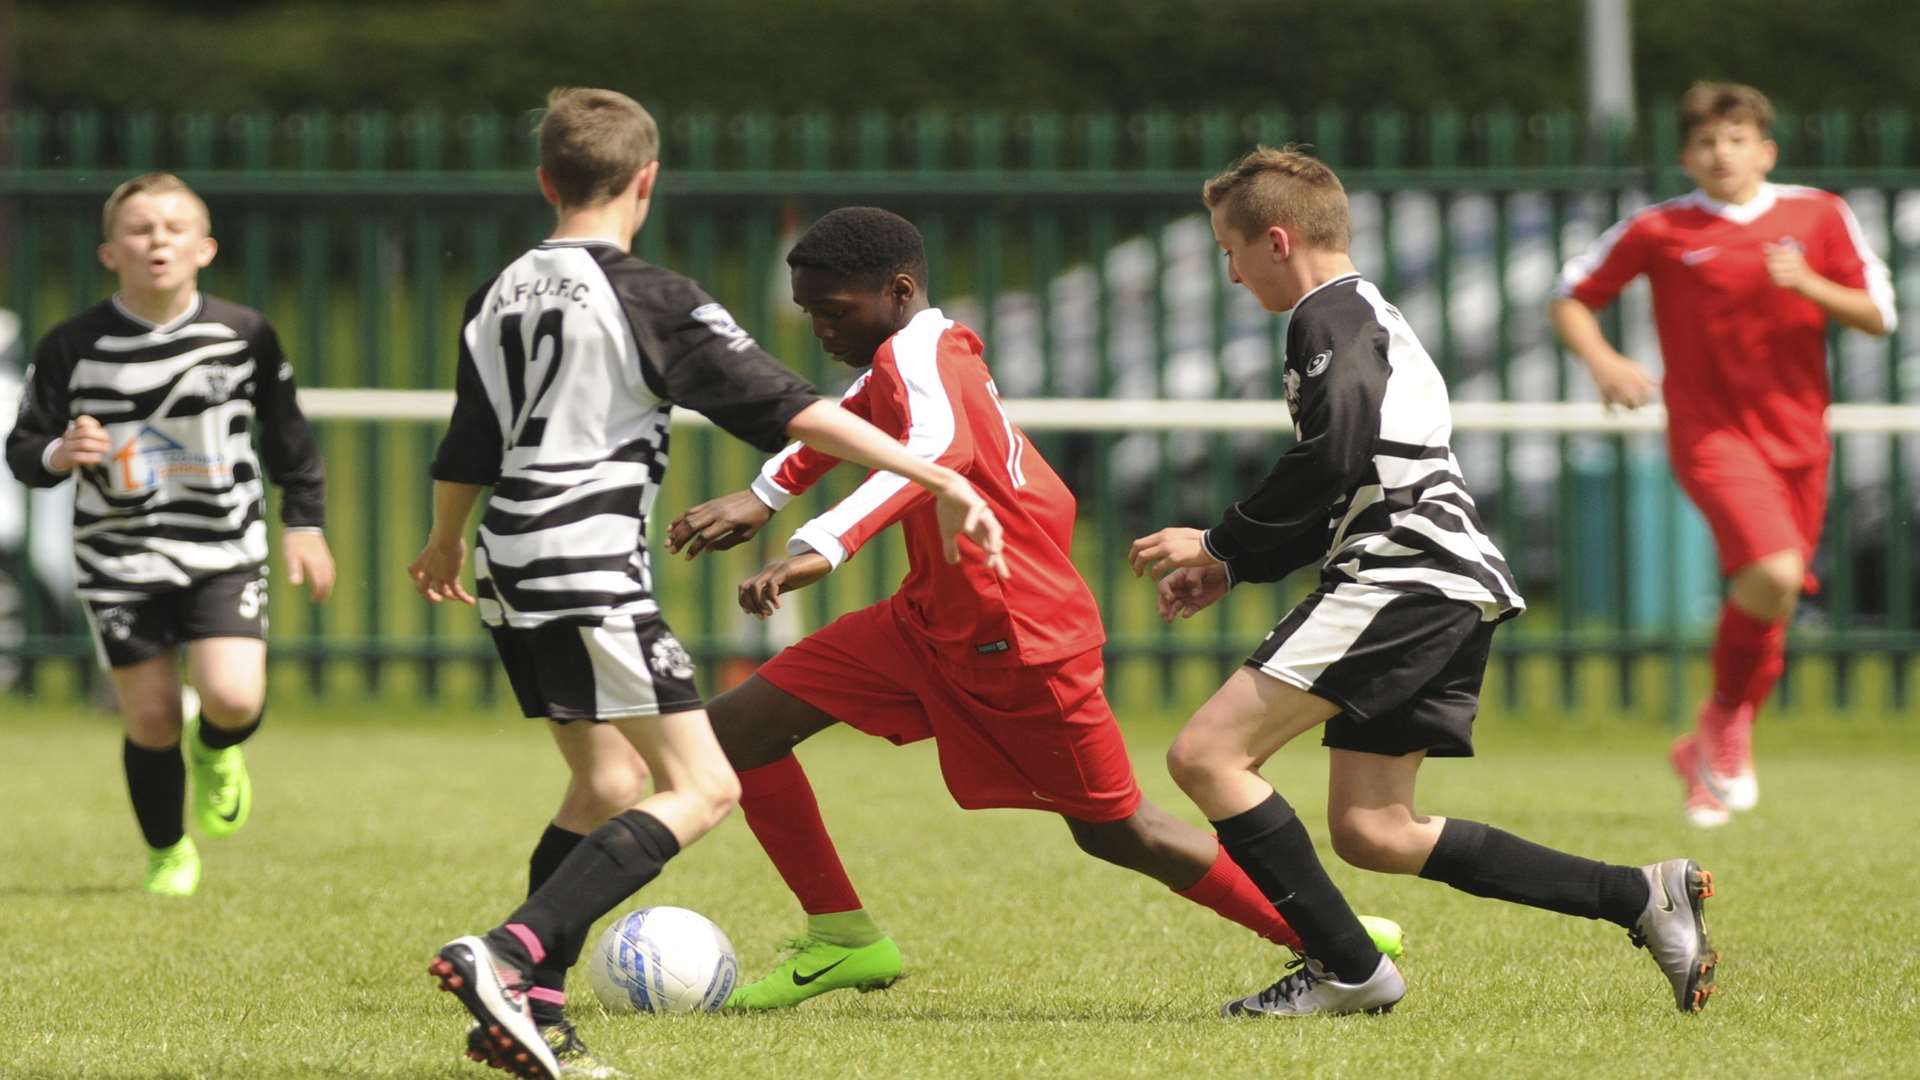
left=750, top=307, right=1105, bottom=667
left=1556, top=183, right=1896, bottom=467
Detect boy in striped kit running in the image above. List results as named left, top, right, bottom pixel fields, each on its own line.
left=5, top=173, right=335, bottom=897
left=1133, top=146, right=1718, bottom=1018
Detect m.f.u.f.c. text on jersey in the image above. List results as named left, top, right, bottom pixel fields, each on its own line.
left=430, top=239, right=819, bottom=629
left=1199, top=274, right=1525, bottom=621
left=2, top=293, right=326, bottom=603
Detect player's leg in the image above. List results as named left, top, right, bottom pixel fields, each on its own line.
left=433, top=616, right=714, bottom=1079
left=715, top=607, right=927, bottom=1008
left=106, top=648, right=200, bottom=896
left=86, top=592, right=199, bottom=895
left=1326, top=748, right=1717, bottom=1013
left=177, top=567, right=272, bottom=839
left=1166, top=666, right=1402, bottom=1018
left=181, top=637, right=264, bottom=838
left=1674, top=438, right=1820, bottom=820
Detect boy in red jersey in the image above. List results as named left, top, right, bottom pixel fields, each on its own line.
left=1551, top=82, right=1896, bottom=827
left=667, top=207, right=1401, bottom=1009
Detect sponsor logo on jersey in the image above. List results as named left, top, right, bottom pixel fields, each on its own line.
left=109, top=424, right=230, bottom=495
left=690, top=303, right=757, bottom=353
left=1306, top=349, right=1332, bottom=376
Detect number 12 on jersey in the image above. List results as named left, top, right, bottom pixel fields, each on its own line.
left=500, top=310, right=565, bottom=449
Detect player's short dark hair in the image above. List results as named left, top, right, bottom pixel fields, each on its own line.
left=1203, top=145, right=1350, bottom=251
left=1680, top=82, right=1775, bottom=139
left=786, top=207, right=929, bottom=290
left=537, top=87, right=659, bottom=208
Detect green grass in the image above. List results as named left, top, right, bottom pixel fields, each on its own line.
left=2, top=703, right=1916, bottom=1079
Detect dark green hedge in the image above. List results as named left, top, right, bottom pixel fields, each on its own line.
left=14, top=0, right=1918, bottom=117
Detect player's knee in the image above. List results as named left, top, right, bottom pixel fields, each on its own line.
left=1328, top=813, right=1414, bottom=874
left=692, top=767, right=742, bottom=831
left=1067, top=818, right=1143, bottom=867
left=573, top=763, right=650, bottom=821
left=195, top=686, right=262, bottom=728
left=1165, top=733, right=1223, bottom=796
left=120, top=695, right=183, bottom=747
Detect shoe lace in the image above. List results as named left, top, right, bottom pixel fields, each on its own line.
left=1255, top=957, right=1325, bottom=1009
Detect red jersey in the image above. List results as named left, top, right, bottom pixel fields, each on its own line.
left=749, top=308, right=1105, bottom=667
left=1556, top=183, right=1896, bottom=468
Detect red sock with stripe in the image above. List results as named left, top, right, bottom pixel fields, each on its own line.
left=1174, top=842, right=1305, bottom=953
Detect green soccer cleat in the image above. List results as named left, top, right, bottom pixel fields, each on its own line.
left=143, top=837, right=201, bottom=897
left=1359, top=915, right=1405, bottom=960
left=725, top=936, right=904, bottom=1010
left=186, top=718, right=252, bottom=839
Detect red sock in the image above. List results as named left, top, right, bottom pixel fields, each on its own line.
left=1174, top=842, right=1304, bottom=954
left=1711, top=601, right=1787, bottom=711
left=736, top=755, right=863, bottom=915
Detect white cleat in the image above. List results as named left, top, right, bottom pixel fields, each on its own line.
left=1701, top=764, right=1758, bottom=813
left=430, top=935, right=558, bottom=1080
left=1221, top=954, right=1405, bottom=1017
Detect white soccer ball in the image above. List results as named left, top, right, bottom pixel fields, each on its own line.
left=588, top=906, right=738, bottom=1014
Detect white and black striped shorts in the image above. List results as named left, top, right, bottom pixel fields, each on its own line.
left=488, top=614, right=703, bottom=722
left=1247, top=581, right=1496, bottom=758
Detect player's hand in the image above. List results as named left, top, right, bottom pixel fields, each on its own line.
left=1587, top=355, right=1657, bottom=410
left=407, top=535, right=475, bottom=605
left=667, top=490, right=774, bottom=559
left=932, top=472, right=1008, bottom=577
left=1764, top=241, right=1813, bottom=293
left=737, top=553, right=831, bottom=618
left=1157, top=564, right=1230, bottom=622
left=1128, top=526, right=1221, bottom=579
left=49, top=415, right=110, bottom=471
left=282, top=530, right=336, bottom=603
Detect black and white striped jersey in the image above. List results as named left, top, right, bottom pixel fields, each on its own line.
left=431, top=239, right=819, bottom=628
left=1201, top=273, right=1525, bottom=619
left=4, top=293, right=326, bottom=603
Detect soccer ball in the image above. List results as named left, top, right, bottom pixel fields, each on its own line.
left=588, top=906, right=738, bottom=1014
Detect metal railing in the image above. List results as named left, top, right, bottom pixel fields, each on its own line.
left=2, top=106, right=1915, bottom=720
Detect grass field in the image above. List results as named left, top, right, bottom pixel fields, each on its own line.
left=2, top=702, right=1916, bottom=1079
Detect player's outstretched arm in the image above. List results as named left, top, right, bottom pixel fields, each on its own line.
left=737, top=550, right=833, bottom=618
left=667, top=489, right=775, bottom=559
left=784, top=400, right=1006, bottom=576
left=408, top=480, right=484, bottom=605
left=1549, top=298, right=1656, bottom=409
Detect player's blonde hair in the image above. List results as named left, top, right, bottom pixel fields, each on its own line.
left=1202, top=145, right=1350, bottom=251
left=537, top=87, right=660, bottom=208
left=1679, top=81, right=1775, bottom=139
left=101, top=172, right=210, bottom=239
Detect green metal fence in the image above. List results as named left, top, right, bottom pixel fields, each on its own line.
left=2, top=107, right=1915, bottom=720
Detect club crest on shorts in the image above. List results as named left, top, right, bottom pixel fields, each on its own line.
left=649, top=633, right=695, bottom=680
left=97, top=605, right=135, bottom=641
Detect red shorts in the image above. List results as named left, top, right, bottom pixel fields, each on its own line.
left=1671, top=429, right=1827, bottom=588
left=757, top=600, right=1142, bottom=823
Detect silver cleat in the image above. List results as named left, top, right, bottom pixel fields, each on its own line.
left=1631, top=858, right=1719, bottom=1014
left=1221, top=954, right=1405, bottom=1018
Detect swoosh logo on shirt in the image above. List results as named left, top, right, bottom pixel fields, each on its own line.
left=1680, top=246, right=1719, bottom=266
left=792, top=957, right=849, bottom=986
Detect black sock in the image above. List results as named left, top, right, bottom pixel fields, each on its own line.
left=1418, top=818, right=1651, bottom=928
left=527, top=824, right=586, bottom=1026
left=1213, top=792, right=1381, bottom=983
left=123, top=739, right=186, bottom=849
left=196, top=708, right=262, bottom=751
left=488, top=810, right=680, bottom=977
